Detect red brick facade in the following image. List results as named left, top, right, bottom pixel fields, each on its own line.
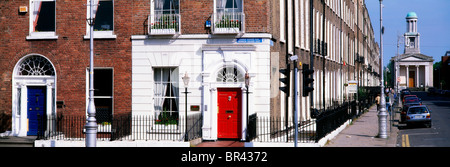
left=179, top=0, right=270, bottom=35
left=0, top=0, right=271, bottom=119
left=0, top=0, right=133, bottom=116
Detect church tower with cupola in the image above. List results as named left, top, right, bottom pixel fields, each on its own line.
left=392, top=12, right=434, bottom=90
left=404, top=12, right=420, bottom=54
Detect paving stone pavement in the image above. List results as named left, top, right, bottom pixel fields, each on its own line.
left=325, top=104, right=399, bottom=147
left=195, top=140, right=245, bottom=147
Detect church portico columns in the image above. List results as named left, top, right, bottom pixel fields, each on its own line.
left=416, top=65, right=420, bottom=88
left=424, top=64, right=429, bottom=87
left=406, top=65, right=409, bottom=88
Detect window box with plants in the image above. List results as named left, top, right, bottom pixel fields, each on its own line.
left=149, top=14, right=180, bottom=35
left=97, top=122, right=112, bottom=133
left=152, top=111, right=179, bottom=131
left=213, top=13, right=244, bottom=34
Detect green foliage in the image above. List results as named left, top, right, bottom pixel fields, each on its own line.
left=151, top=15, right=179, bottom=31
left=358, top=87, right=368, bottom=99
left=156, top=112, right=178, bottom=125
left=215, top=16, right=241, bottom=28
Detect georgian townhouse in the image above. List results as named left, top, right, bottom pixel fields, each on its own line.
left=264, top=0, right=380, bottom=145
left=1, top=0, right=381, bottom=145
left=0, top=0, right=132, bottom=137
left=131, top=0, right=273, bottom=141
left=130, top=0, right=381, bottom=143
left=270, top=0, right=379, bottom=111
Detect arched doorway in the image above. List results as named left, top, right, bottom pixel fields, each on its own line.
left=215, top=66, right=245, bottom=139
left=201, top=58, right=251, bottom=141
left=11, top=54, right=56, bottom=136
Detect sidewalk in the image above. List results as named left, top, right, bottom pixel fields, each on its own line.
left=0, top=135, right=36, bottom=147
left=325, top=104, right=399, bottom=147
left=195, top=140, right=245, bottom=147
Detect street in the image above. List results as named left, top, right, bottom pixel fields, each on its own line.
left=397, top=91, right=450, bottom=147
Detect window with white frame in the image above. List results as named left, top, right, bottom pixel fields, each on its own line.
left=154, top=0, right=179, bottom=15
left=86, top=0, right=115, bottom=38
left=279, top=0, right=285, bottom=42
left=28, top=0, right=57, bottom=39
left=94, top=0, right=113, bottom=31
left=214, top=0, right=244, bottom=33
left=149, top=0, right=180, bottom=34
left=216, top=0, right=242, bottom=14
left=17, top=55, right=55, bottom=76
left=153, top=68, right=179, bottom=125
left=87, top=68, right=113, bottom=124
left=216, top=66, right=244, bottom=83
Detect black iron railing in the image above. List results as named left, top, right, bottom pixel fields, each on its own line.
left=246, top=113, right=257, bottom=141
left=249, top=115, right=317, bottom=143
left=0, top=113, right=12, bottom=133
left=36, top=113, right=202, bottom=142
left=315, top=102, right=351, bottom=141
left=247, top=100, right=361, bottom=143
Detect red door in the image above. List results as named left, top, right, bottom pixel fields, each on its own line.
left=217, top=88, right=242, bottom=139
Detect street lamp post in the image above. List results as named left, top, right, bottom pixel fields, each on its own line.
left=245, top=72, right=250, bottom=142
left=182, top=72, right=190, bottom=141
left=293, top=56, right=299, bottom=147
left=378, top=0, right=388, bottom=139
left=396, top=35, right=402, bottom=103
left=85, top=0, right=98, bottom=147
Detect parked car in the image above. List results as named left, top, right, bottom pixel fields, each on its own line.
left=404, top=97, right=422, bottom=105
left=401, top=99, right=422, bottom=122
left=444, top=90, right=450, bottom=97
left=405, top=105, right=432, bottom=128
left=402, top=95, right=418, bottom=103
left=400, top=89, right=411, bottom=100
left=438, top=90, right=449, bottom=96
left=401, top=89, right=411, bottom=94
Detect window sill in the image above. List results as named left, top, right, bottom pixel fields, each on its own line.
left=84, top=34, right=117, bottom=39
left=84, top=31, right=117, bottom=39
left=26, top=35, right=59, bottom=40
left=149, top=28, right=179, bottom=36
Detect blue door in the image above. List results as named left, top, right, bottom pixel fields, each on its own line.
left=27, top=86, right=46, bottom=136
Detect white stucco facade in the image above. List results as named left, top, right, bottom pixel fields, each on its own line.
left=131, top=33, right=272, bottom=141
left=394, top=55, right=433, bottom=90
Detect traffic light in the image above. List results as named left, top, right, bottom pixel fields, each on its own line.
left=279, top=64, right=290, bottom=96
left=302, top=64, right=314, bottom=97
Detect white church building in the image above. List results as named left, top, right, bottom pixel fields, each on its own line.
left=392, top=12, right=434, bottom=90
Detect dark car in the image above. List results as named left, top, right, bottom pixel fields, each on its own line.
left=401, top=89, right=411, bottom=94
left=444, top=90, right=450, bottom=97
left=400, top=89, right=411, bottom=101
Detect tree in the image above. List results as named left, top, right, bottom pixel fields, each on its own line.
left=385, top=61, right=394, bottom=88
left=433, top=61, right=442, bottom=89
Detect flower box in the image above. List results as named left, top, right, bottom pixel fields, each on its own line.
left=213, top=27, right=241, bottom=34
left=149, top=28, right=177, bottom=35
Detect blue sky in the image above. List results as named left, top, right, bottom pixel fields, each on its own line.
left=364, top=0, right=450, bottom=67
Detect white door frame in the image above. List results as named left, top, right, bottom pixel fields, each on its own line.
left=11, top=54, right=56, bottom=137
left=201, top=50, right=253, bottom=141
